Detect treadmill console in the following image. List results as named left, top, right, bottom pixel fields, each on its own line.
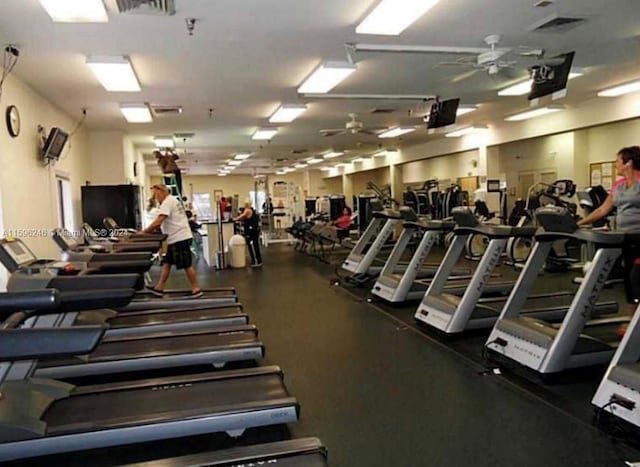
left=535, top=206, right=577, bottom=233
left=399, top=206, right=419, bottom=222
left=0, top=238, right=39, bottom=271
left=451, top=207, right=478, bottom=227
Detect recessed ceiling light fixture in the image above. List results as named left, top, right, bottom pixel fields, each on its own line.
left=269, top=104, right=308, bottom=123
left=234, top=153, right=251, bottom=160
left=307, top=158, right=323, bottom=164
left=153, top=136, right=175, bottom=148
left=294, top=163, right=308, bottom=169
left=323, top=151, right=344, bottom=159
left=356, top=0, right=441, bottom=35
left=86, top=56, right=141, bottom=92
left=445, top=126, right=488, bottom=137
left=505, top=105, right=564, bottom=121
left=297, top=62, right=357, bottom=94
left=378, top=127, right=415, bottom=138
left=252, top=128, right=279, bottom=140
left=39, top=0, right=108, bottom=22
left=119, top=103, right=152, bottom=123
left=456, top=105, right=478, bottom=116
left=597, top=80, right=640, bottom=97
left=227, top=160, right=243, bottom=166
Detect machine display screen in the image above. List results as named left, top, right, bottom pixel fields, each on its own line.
left=5, top=241, right=36, bottom=266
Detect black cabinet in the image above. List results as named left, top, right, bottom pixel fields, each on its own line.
left=82, top=185, right=142, bottom=231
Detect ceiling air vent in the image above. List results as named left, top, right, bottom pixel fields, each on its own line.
left=114, top=0, right=175, bottom=16
left=173, top=132, right=195, bottom=139
left=152, top=105, right=183, bottom=116
left=370, top=108, right=396, bottom=114
left=529, top=13, right=586, bottom=33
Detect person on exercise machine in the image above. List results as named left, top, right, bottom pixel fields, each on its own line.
left=143, top=184, right=203, bottom=297
left=577, top=146, right=640, bottom=320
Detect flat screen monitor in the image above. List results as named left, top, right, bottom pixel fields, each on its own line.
left=426, top=98, right=460, bottom=129
left=486, top=179, right=502, bottom=192
left=528, top=51, right=575, bottom=101
left=43, top=127, right=69, bottom=160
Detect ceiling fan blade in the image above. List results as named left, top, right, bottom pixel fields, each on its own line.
left=320, top=130, right=345, bottom=137
left=450, top=68, right=481, bottom=83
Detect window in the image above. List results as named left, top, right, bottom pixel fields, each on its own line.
left=192, top=193, right=213, bottom=221
left=56, top=176, right=74, bottom=229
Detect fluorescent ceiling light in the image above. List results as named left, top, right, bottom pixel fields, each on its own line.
left=323, top=151, right=344, bottom=159
left=252, top=128, right=278, bottom=140
left=234, top=153, right=251, bottom=160
left=39, top=0, right=108, bottom=22
left=307, top=158, right=323, bottom=164
left=378, top=127, right=415, bottom=138
left=119, top=103, right=152, bottom=123
left=228, top=160, right=243, bottom=166
left=283, top=168, right=295, bottom=173
left=86, top=56, right=141, bottom=92
left=320, top=166, right=333, bottom=171
left=505, top=106, right=564, bottom=122
left=269, top=104, right=308, bottom=123
left=597, top=80, right=640, bottom=97
left=219, top=169, right=231, bottom=174
left=335, top=163, right=349, bottom=168
left=356, top=0, right=440, bottom=36
left=456, top=105, right=478, bottom=116
left=294, top=163, right=308, bottom=169
left=352, top=157, right=366, bottom=163
left=153, top=136, right=175, bottom=148
left=297, top=62, right=357, bottom=94
left=218, top=173, right=228, bottom=177
left=276, top=170, right=287, bottom=175
left=498, top=71, right=583, bottom=97
left=445, top=126, right=488, bottom=137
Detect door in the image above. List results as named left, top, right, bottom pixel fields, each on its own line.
left=517, top=172, right=536, bottom=200
left=56, top=176, right=73, bottom=229
left=540, top=171, right=558, bottom=187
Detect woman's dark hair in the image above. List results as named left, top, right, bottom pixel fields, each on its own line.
left=618, top=146, right=640, bottom=170
left=185, top=210, right=193, bottom=219
left=343, top=206, right=352, bottom=215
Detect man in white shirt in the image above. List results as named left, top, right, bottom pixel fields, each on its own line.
left=143, top=184, right=202, bottom=298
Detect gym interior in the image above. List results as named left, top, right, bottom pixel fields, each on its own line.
left=0, top=1, right=640, bottom=466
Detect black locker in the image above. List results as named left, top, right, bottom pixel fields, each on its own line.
left=81, top=185, right=142, bottom=231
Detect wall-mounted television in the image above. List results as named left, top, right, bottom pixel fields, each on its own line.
left=528, top=51, right=575, bottom=101
left=426, top=98, right=460, bottom=129
left=42, top=127, right=69, bottom=160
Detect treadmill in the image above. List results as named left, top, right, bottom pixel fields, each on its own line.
left=52, top=228, right=154, bottom=263
left=371, top=207, right=471, bottom=303
left=120, top=438, right=328, bottom=466
left=82, top=223, right=165, bottom=253
left=0, top=291, right=299, bottom=462
left=0, top=238, right=239, bottom=309
left=485, top=206, right=629, bottom=375
left=416, top=208, right=617, bottom=334
left=341, top=200, right=401, bottom=277
left=4, top=288, right=263, bottom=380
left=592, top=301, right=640, bottom=429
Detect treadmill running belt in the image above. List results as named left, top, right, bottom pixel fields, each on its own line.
left=87, top=331, right=259, bottom=361
left=44, top=374, right=291, bottom=434
left=107, top=308, right=244, bottom=327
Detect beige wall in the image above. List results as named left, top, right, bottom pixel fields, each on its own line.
left=320, top=176, right=343, bottom=195
left=0, top=72, right=91, bottom=264
left=348, top=167, right=390, bottom=195
left=402, top=149, right=479, bottom=186
left=88, top=131, right=127, bottom=184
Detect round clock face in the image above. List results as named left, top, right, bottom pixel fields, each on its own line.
left=6, top=105, right=20, bottom=137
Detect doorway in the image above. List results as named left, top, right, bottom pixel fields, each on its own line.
left=56, top=176, right=73, bottom=230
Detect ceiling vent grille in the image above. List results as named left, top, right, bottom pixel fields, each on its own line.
left=151, top=105, right=182, bottom=116
left=529, top=13, right=586, bottom=33
left=115, top=0, right=176, bottom=16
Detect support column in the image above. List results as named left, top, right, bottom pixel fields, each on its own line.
left=342, top=172, right=353, bottom=208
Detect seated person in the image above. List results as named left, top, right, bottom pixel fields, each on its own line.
left=331, top=207, right=353, bottom=240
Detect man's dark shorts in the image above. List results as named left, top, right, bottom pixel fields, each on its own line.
left=163, top=238, right=193, bottom=270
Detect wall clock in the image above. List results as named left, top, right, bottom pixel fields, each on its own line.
left=5, top=105, right=20, bottom=137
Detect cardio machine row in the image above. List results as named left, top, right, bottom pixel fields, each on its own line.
left=0, top=233, right=328, bottom=465
left=338, top=199, right=640, bottom=433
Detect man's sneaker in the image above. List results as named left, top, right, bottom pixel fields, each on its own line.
left=190, top=290, right=204, bottom=298
left=146, top=286, right=164, bottom=297
left=251, top=263, right=263, bottom=268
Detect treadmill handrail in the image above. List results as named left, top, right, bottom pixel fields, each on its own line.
left=0, top=290, right=60, bottom=317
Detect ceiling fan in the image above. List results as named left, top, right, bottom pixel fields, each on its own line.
left=435, top=35, right=532, bottom=83
left=320, top=113, right=388, bottom=137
